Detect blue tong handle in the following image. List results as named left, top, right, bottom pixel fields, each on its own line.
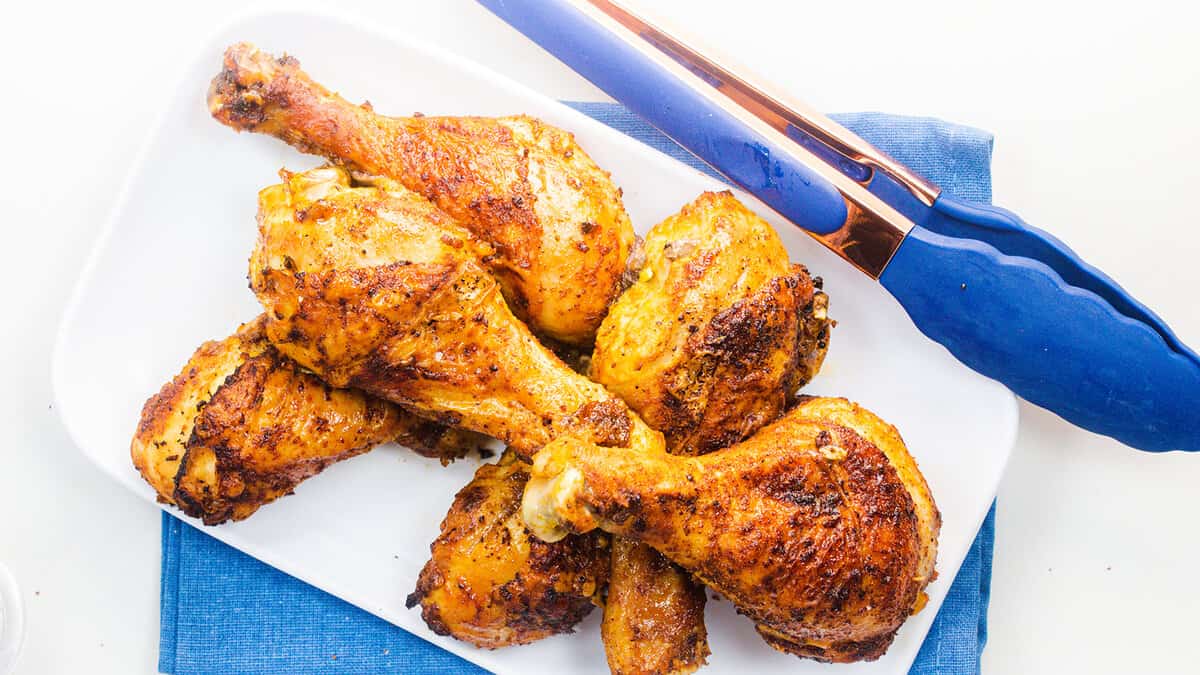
left=478, top=0, right=1200, bottom=451
left=885, top=197, right=1200, bottom=451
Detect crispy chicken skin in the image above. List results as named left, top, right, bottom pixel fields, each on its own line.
left=593, top=191, right=829, bottom=456
left=131, top=317, right=481, bottom=525
left=522, top=397, right=940, bottom=664
left=209, top=43, right=635, bottom=345
left=788, top=396, right=940, bottom=592
left=407, top=450, right=610, bottom=648
left=250, top=165, right=660, bottom=458
left=590, top=191, right=831, bottom=675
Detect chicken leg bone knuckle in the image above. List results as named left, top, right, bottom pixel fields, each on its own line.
left=250, top=165, right=661, bottom=460
left=210, top=42, right=636, bottom=345
left=589, top=190, right=832, bottom=675
left=130, top=316, right=484, bottom=525
left=522, top=397, right=940, bottom=663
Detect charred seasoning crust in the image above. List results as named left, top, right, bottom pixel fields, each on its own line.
left=748, top=424, right=922, bottom=662
left=656, top=266, right=818, bottom=456
left=207, top=45, right=301, bottom=134
left=409, top=455, right=610, bottom=648
left=172, top=347, right=381, bottom=525
left=565, top=399, right=633, bottom=448
left=756, top=625, right=897, bottom=663
left=393, top=418, right=477, bottom=464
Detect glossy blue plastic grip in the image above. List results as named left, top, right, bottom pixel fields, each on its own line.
left=872, top=171, right=1200, bottom=450
left=476, top=0, right=848, bottom=234
left=881, top=226, right=1200, bottom=451
left=926, top=195, right=1199, bottom=361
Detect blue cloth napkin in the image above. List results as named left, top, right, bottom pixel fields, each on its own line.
left=160, top=104, right=998, bottom=675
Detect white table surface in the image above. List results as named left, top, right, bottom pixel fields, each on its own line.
left=2, top=1, right=1197, bottom=673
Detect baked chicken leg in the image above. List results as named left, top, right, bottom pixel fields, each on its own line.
left=522, top=397, right=940, bottom=664
left=210, top=43, right=636, bottom=345
left=248, top=165, right=663, bottom=645
left=131, top=316, right=483, bottom=525
left=250, top=165, right=657, bottom=457
left=590, top=191, right=831, bottom=674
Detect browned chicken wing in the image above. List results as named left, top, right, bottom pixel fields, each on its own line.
left=407, top=450, right=610, bottom=648
left=209, top=43, right=636, bottom=345
left=522, top=397, right=939, bottom=664
left=130, top=316, right=482, bottom=525
left=590, top=191, right=831, bottom=675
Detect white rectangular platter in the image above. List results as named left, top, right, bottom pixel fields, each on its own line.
left=52, top=8, right=1017, bottom=675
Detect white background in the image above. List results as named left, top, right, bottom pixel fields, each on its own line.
left=1, top=0, right=1197, bottom=673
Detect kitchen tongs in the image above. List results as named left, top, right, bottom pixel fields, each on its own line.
left=479, top=0, right=1200, bottom=451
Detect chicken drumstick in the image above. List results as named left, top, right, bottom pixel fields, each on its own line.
left=210, top=43, right=636, bottom=346
left=522, top=396, right=940, bottom=664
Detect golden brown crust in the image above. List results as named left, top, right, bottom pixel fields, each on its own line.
left=407, top=451, right=609, bottom=648
left=592, top=192, right=831, bottom=456
left=523, top=398, right=939, bottom=664
left=209, top=42, right=635, bottom=345
left=172, top=324, right=404, bottom=525
left=132, top=331, right=250, bottom=505
left=250, top=166, right=661, bottom=460
left=131, top=317, right=483, bottom=525
left=788, top=396, right=941, bottom=591
left=601, top=537, right=710, bottom=675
